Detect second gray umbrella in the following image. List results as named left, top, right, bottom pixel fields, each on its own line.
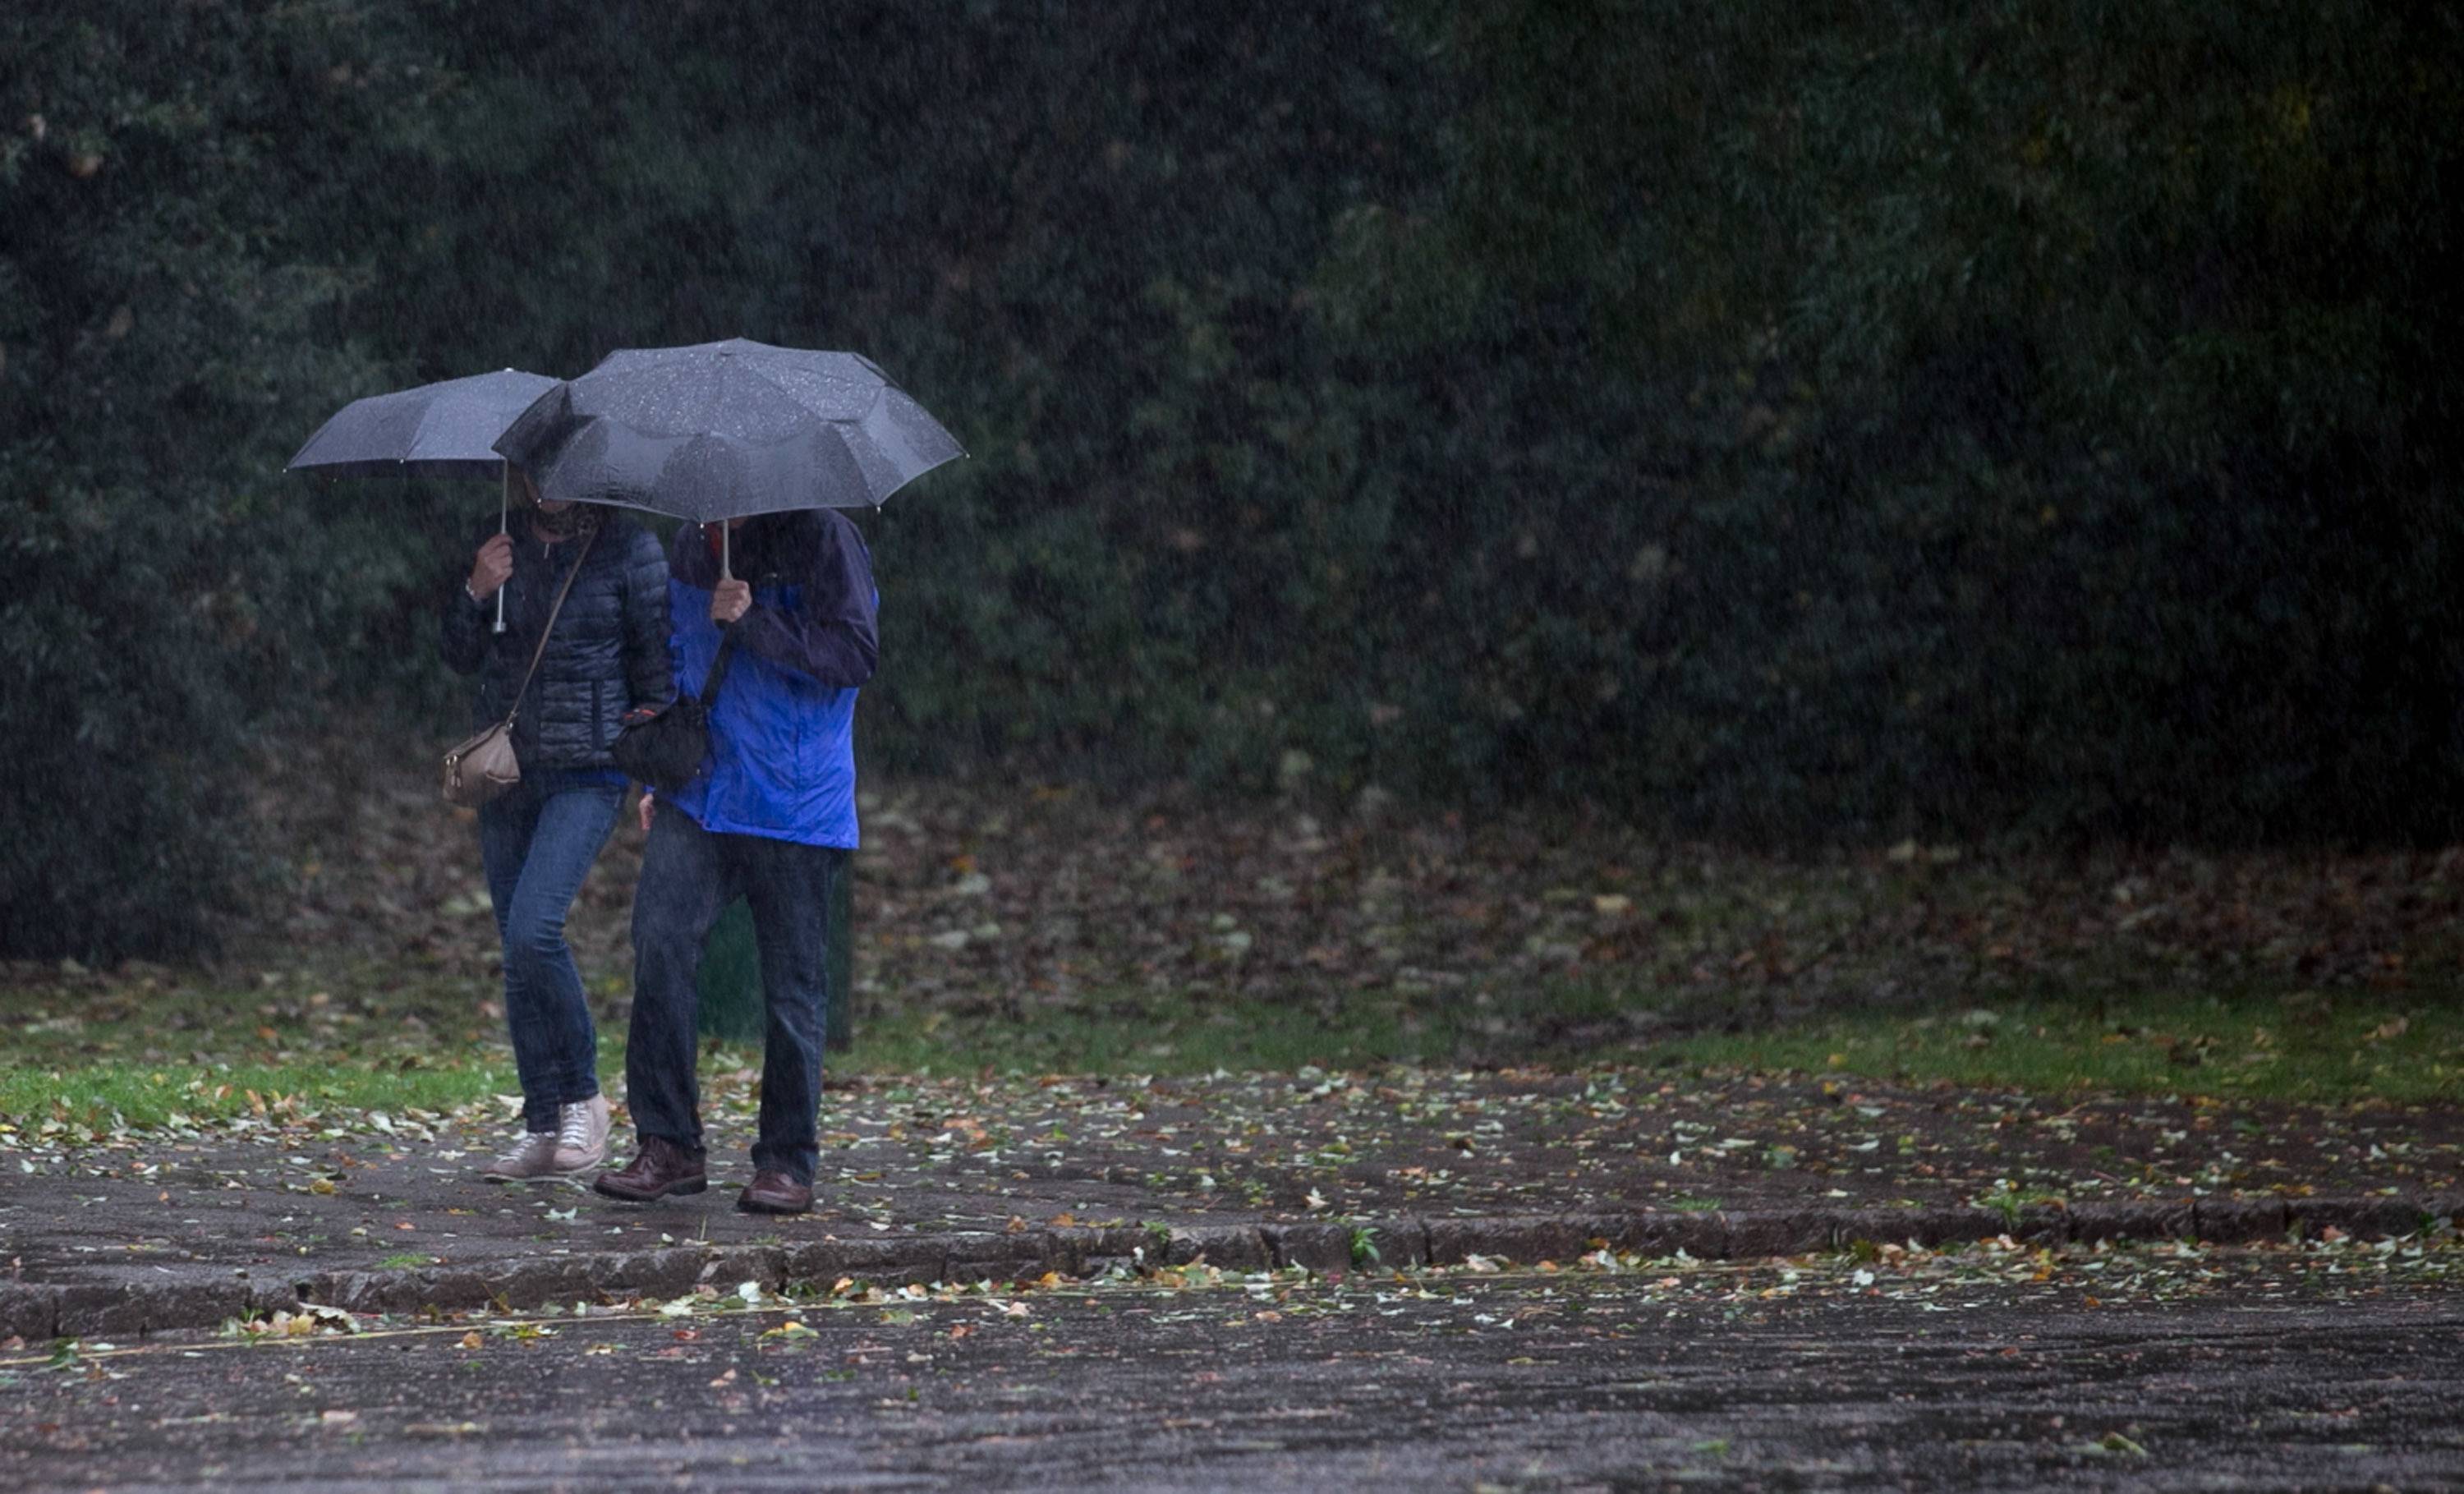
left=287, top=368, right=559, bottom=480
left=493, top=338, right=966, bottom=523
left=288, top=367, right=561, bottom=634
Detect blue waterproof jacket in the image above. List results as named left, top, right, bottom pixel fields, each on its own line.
left=659, top=509, right=877, bottom=848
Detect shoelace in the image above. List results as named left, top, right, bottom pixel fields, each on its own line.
left=555, top=1102, right=595, bottom=1152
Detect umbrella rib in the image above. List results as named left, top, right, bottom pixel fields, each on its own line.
left=736, top=364, right=882, bottom=427
left=403, top=394, right=445, bottom=464
left=863, top=444, right=968, bottom=508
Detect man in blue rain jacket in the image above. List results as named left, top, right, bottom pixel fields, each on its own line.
left=595, top=508, right=876, bottom=1216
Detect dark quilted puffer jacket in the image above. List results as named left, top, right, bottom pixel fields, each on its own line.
left=440, top=512, right=673, bottom=773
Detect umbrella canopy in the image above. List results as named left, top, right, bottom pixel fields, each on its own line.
left=286, top=369, right=560, bottom=479
left=492, top=338, right=964, bottom=522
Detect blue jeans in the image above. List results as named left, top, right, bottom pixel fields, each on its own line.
left=627, top=807, right=843, bottom=1184
left=477, top=776, right=623, bottom=1132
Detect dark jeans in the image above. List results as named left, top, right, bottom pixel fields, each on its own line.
left=627, top=807, right=843, bottom=1184
left=476, top=776, right=623, bottom=1132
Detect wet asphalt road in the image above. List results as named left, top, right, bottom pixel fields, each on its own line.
left=3, top=1257, right=2462, bottom=1492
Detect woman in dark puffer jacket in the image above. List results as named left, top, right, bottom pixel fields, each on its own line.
left=442, top=471, right=671, bottom=1183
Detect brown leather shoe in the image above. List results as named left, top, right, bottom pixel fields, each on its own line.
left=592, top=1137, right=708, bottom=1202
left=737, top=1169, right=813, bottom=1216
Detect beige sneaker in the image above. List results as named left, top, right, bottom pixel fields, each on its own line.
left=549, top=1094, right=610, bottom=1175
left=482, top=1132, right=560, bottom=1182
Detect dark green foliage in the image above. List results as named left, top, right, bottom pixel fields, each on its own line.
left=4, top=0, right=2460, bottom=956
left=335, top=2, right=1427, bottom=785
left=1326, top=0, right=2464, bottom=838
left=0, top=4, right=434, bottom=957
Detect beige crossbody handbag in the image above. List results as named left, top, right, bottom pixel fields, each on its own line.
left=442, top=524, right=600, bottom=807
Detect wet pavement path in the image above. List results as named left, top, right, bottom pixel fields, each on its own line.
left=6, top=1070, right=2459, bottom=1342
left=5, top=1239, right=2462, bottom=1492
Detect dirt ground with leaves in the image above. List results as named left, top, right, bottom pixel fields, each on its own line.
left=234, top=742, right=2464, bottom=1032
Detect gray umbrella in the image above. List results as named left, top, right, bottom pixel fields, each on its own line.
left=492, top=339, right=966, bottom=533
left=287, top=368, right=561, bottom=632
left=286, top=368, right=559, bottom=479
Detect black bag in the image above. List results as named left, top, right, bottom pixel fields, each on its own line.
left=614, top=627, right=742, bottom=791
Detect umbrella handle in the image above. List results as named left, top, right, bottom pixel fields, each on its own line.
left=493, top=466, right=508, bottom=635
left=720, top=523, right=732, bottom=583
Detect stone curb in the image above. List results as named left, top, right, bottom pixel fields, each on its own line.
left=3, top=1194, right=2452, bottom=1342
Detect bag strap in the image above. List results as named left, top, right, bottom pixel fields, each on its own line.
left=696, top=624, right=744, bottom=710
left=498, top=520, right=602, bottom=728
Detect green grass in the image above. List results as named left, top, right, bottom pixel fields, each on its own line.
left=0, top=1058, right=525, bottom=1133
left=832, top=977, right=1671, bottom=1077
left=1657, top=991, right=2464, bottom=1105
left=834, top=998, right=1445, bottom=1077
left=837, top=985, right=2464, bottom=1104
left=7, top=973, right=2462, bottom=1133
left=0, top=977, right=529, bottom=1130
